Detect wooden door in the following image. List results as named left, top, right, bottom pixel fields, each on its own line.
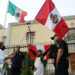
left=70, top=53, right=75, bottom=73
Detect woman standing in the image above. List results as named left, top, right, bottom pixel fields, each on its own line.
left=28, top=48, right=49, bottom=75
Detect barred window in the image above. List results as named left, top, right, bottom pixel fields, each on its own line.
left=67, top=28, right=75, bottom=40
left=26, top=32, right=35, bottom=44
left=70, top=22, right=74, bottom=27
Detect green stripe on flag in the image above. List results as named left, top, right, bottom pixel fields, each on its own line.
left=8, top=1, right=16, bottom=16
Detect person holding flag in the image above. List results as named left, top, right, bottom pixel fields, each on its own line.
left=10, top=46, right=25, bottom=75
left=28, top=47, right=50, bottom=75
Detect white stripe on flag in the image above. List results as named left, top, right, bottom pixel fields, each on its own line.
left=15, top=8, right=22, bottom=20
left=45, top=8, right=61, bottom=30
left=36, top=45, right=46, bottom=60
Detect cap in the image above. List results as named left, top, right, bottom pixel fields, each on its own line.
left=51, top=34, right=57, bottom=40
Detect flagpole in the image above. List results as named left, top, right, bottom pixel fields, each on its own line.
left=1, top=0, right=9, bottom=41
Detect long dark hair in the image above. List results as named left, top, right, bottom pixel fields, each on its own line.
left=35, top=50, right=44, bottom=63
left=0, top=42, right=5, bottom=51
left=36, top=50, right=42, bottom=56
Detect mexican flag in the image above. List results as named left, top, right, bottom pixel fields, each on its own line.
left=28, top=45, right=50, bottom=60
left=35, top=0, right=69, bottom=39
left=8, top=1, right=27, bottom=23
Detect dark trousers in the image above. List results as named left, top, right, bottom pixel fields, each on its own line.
left=55, top=59, right=69, bottom=75
left=4, top=70, right=7, bottom=75
left=55, top=67, right=69, bottom=75
left=11, top=68, right=21, bottom=75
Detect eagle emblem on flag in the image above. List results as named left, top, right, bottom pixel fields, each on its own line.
left=16, top=13, right=20, bottom=18
left=50, top=14, right=58, bottom=24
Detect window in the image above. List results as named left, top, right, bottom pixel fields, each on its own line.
left=26, top=32, right=35, bottom=44
left=67, top=28, right=75, bottom=40
left=2, top=36, right=6, bottom=42
left=70, top=22, right=74, bottom=27
left=69, top=44, right=75, bottom=51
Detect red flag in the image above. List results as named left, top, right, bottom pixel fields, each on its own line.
left=19, top=11, right=27, bottom=23
left=28, top=45, right=50, bottom=60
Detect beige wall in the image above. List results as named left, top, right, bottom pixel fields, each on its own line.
left=0, top=28, right=7, bottom=41
left=0, top=16, right=75, bottom=73
left=65, top=18, right=75, bottom=28
left=8, top=18, right=75, bottom=46
left=8, top=22, right=55, bottom=46
left=0, top=16, right=75, bottom=50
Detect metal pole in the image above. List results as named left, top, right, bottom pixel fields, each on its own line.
left=5, top=45, right=28, bottom=49
left=2, top=0, right=9, bottom=41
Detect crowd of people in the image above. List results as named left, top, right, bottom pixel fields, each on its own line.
left=0, top=34, right=70, bottom=75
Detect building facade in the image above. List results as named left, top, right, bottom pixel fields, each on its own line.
left=0, top=15, right=75, bottom=72
left=0, top=28, right=7, bottom=42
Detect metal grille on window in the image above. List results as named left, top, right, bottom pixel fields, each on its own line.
left=26, top=32, right=35, bottom=45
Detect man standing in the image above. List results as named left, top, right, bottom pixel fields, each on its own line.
left=0, top=42, right=12, bottom=75
left=11, top=46, right=25, bottom=75
left=51, top=34, right=70, bottom=75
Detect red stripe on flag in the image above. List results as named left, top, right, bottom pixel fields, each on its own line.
left=53, top=18, right=69, bottom=39
left=28, top=45, right=51, bottom=60
left=35, top=0, right=55, bottom=25
left=28, top=46, right=37, bottom=60
left=20, top=11, right=27, bottom=23
left=44, top=45, right=50, bottom=59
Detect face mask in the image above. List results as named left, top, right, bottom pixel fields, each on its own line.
left=2, top=45, right=5, bottom=50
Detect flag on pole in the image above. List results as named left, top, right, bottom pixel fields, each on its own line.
left=35, top=0, right=69, bottom=39
left=8, top=1, right=27, bottom=23
left=28, top=45, right=50, bottom=60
